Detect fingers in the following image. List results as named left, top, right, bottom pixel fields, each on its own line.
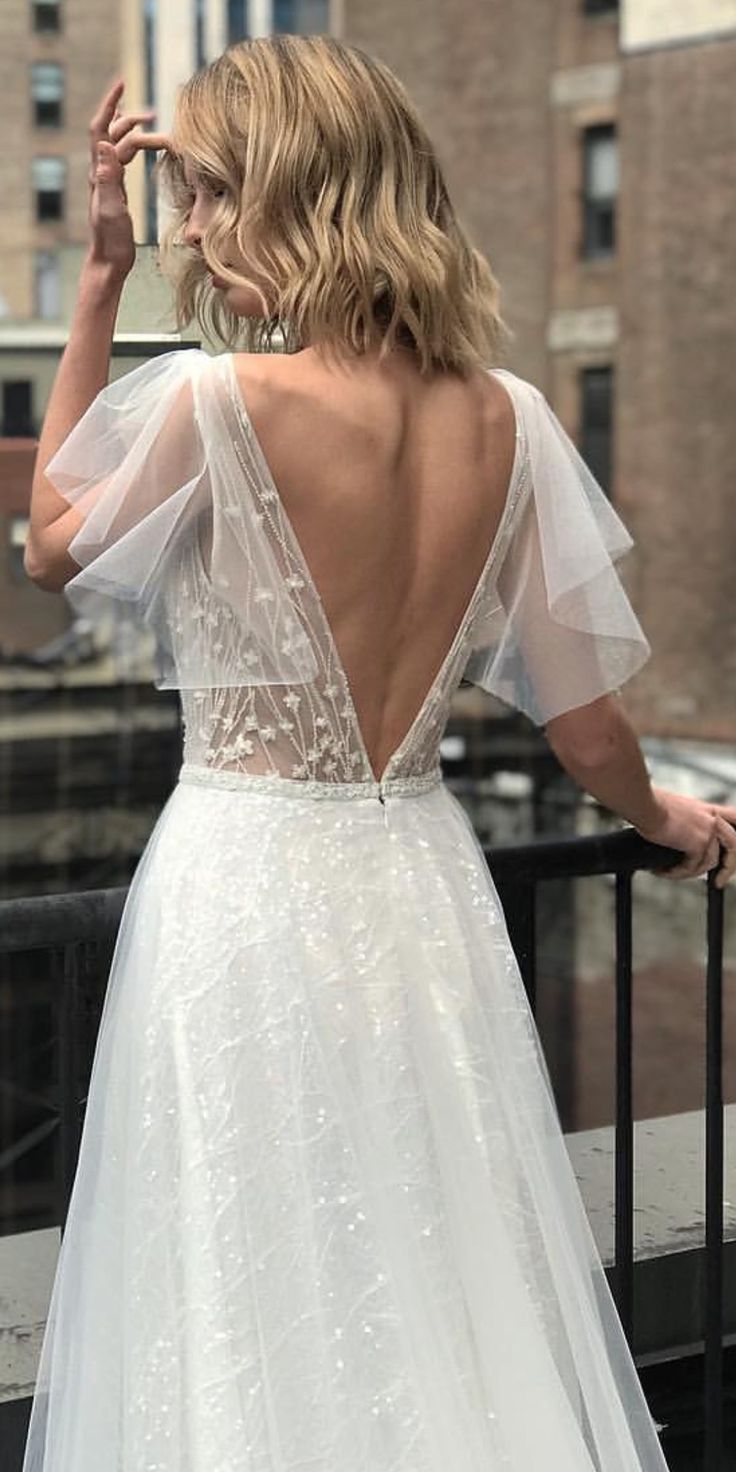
left=112, top=127, right=171, bottom=166
left=89, top=137, right=124, bottom=189
left=88, top=80, right=163, bottom=182
left=650, top=796, right=736, bottom=886
left=713, top=803, right=736, bottom=829
left=91, top=140, right=127, bottom=213
left=656, top=811, right=718, bottom=881
left=89, top=79, right=125, bottom=137
left=108, top=111, right=157, bottom=145
left=655, top=812, right=736, bottom=885
left=89, top=79, right=125, bottom=172
left=713, top=814, right=736, bottom=889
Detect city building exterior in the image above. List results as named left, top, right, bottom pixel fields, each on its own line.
left=0, top=0, right=332, bottom=327
left=2, top=0, right=733, bottom=736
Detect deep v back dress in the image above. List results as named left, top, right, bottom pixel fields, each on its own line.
left=20, top=348, right=668, bottom=1472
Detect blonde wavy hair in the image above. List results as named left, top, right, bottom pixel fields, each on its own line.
left=157, top=34, right=512, bottom=376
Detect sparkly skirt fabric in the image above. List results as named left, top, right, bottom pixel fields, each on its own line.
left=21, top=765, right=670, bottom=1472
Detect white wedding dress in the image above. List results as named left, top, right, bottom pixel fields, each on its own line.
left=20, top=348, right=669, bottom=1472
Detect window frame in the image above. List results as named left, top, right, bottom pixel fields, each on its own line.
left=581, top=122, right=617, bottom=260
left=30, top=61, right=64, bottom=129
left=579, top=364, right=614, bottom=498
left=34, top=249, right=61, bottom=319
left=2, top=380, right=36, bottom=438
left=32, top=156, right=66, bottom=224
left=32, top=0, right=62, bottom=34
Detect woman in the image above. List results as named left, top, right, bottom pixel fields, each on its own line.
left=22, top=35, right=735, bottom=1472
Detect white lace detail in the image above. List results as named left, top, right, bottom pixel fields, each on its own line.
left=174, top=355, right=531, bottom=792
left=173, top=356, right=374, bottom=784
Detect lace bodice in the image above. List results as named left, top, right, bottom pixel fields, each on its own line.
left=173, top=356, right=531, bottom=790
left=51, top=348, right=650, bottom=780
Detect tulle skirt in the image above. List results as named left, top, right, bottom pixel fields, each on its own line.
left=21, top=763, right=670, bottom=1472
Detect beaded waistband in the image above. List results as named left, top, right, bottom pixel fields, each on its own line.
left=177, top=761, right=443, bottom=801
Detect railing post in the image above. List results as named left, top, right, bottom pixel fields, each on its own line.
left=704, top=873, right=724, bottom=1471
left=614, top=871, right=634, bottom=1343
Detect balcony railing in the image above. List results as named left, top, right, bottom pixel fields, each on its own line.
left=0, top=824, right=733, bottom=1470
left=491, top=826, right=733, bottom=1471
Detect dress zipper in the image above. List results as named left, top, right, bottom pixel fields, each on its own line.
left=377, top=779, right=390, bottom=830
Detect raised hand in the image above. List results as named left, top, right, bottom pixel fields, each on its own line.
left=88, top=79, right=172, bottom=280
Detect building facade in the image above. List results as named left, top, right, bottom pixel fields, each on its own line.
left=0, top=0, right=333, bottom=326
left=1, top=0, right=734, bottom=740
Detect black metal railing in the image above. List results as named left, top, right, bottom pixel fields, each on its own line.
left=0, top=823, right=732, bottom=1469
left=491, top=825, right=732, bottom=1471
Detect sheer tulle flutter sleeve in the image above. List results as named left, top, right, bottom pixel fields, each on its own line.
left=462, top=372, right=651, bottom=726
left=44, top=348, right=317, bottom=690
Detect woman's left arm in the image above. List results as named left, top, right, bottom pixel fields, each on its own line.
left=25, top=78, right=170, bottom=587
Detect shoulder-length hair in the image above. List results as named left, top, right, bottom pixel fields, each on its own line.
left=158, top=33, right=512, bottom=377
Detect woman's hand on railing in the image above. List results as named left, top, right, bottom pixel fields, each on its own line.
left=634, top=787, right=736, bottom=887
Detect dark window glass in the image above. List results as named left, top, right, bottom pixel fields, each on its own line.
left=31, top=62, right=64, bottom=128
left=2, top=381, right=35, bottom=438
left=580, top=366, right=614, bottom=496
left=36, top=190, right=63, bottom=221
left=33, top=1, right=61, bottom=32
left=227, top=0, right=248, bottom=42
left=582, top=123, right=617, bottom=258
left=32, top=157, right=65, bottom=222
left=273, top=0, right=329, bottom=32
left=583, top=0, right=618, bottom=14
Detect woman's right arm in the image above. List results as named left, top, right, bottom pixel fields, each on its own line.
left=544, top=693, right=736, bottom=888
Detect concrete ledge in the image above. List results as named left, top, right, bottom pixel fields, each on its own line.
left=567, top=1105, right=736, bottom=1357
left=2, top=1107, right=734, bottom=1402
left=566, top=1106, right=736, bottom=1263
left=550, top=63, right=621, bottom=108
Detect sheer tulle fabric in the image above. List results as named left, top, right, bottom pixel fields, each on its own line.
left=463, top=371, right=650, bottom=725
left=44, top=350, right=649, bottom=729
left=22, top=776, right=669, bottom=1472
left=45, top=349, right=317, bottom=691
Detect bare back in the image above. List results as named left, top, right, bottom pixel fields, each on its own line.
left=230, top=349, right=518, bottom=780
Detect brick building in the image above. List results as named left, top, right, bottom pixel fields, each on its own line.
left=1, top=0, right=735, bottom=738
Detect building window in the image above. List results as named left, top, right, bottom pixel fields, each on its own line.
left=227, top=0, right=248, bottom=42
left=2, top=382, right=35, bottom=438
left=273, top=0, right=329, bottom=30
left=583, top=0, right=618, bottom=13
left=580, top=366, right=613, bottom=496
left=34, top=250, right=61, bottom=318
left=582, top=123, right=617, bottom=258
left=31, top=62, right=64, bottom=128
left=32, top=157, right=65, bottom=221
left=32, top=0, right=61, bottom=32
